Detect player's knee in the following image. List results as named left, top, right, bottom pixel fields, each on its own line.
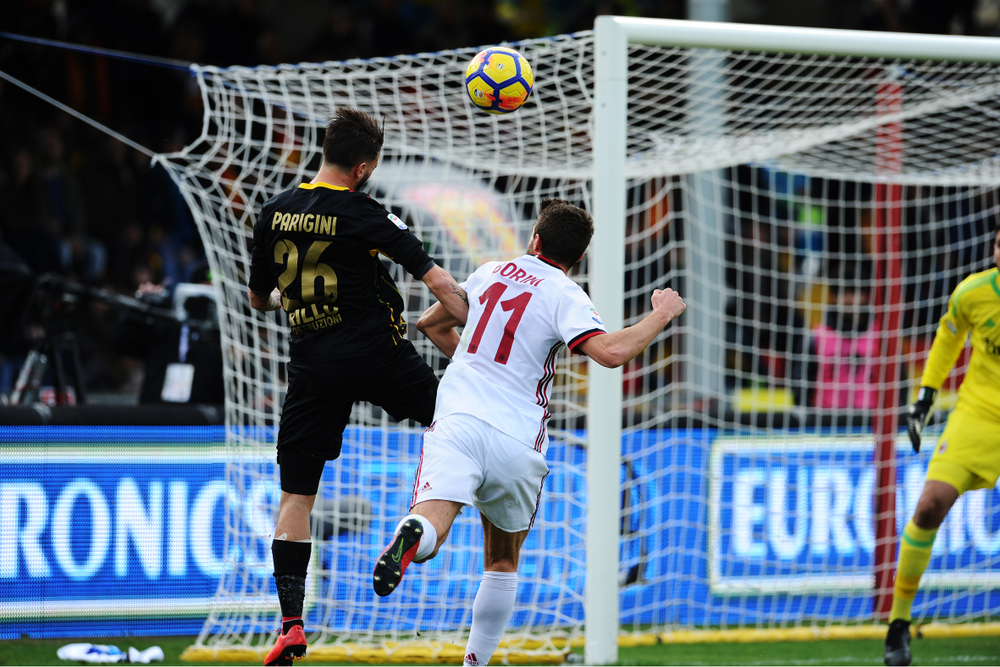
left=913, top=492, right=950, bottom=529
left=483, top=557, right=517, bottom=573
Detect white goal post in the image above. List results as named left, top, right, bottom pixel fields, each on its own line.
left=589, top=16, right=1000, bottom=665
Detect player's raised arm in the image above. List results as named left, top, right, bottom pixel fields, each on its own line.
left=421, top=264, right=470, bottom=324
left=578, top=287, right=685, bottom=368
left=416, top=301, right=463, bottom=358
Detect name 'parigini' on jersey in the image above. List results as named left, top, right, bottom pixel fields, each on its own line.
left=434, top=254, right=607, bottom=454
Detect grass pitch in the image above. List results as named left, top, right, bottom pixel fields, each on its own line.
left=2, top=634, right=999, bottom=666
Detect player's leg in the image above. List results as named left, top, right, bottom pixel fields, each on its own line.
left=373, top=499, right=464, bottom=596
left=374, top=415, right=483, bottom=597
left=885, top=457, right=977, bottom=666
left=889, top=480, right=959, bottom=619
left=363, top=338, right=438, bottom=428
left=267, top=361, right=354, bottom=666
left=410, top=499, right=464, bottom=559
left=462, top=426, right=548, bottom=667
left=267, top=455, right=324, bottom=666
left=462, top=517, right=528, bottom=667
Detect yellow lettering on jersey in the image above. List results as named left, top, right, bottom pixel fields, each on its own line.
left=319, top=216, right=335, bottom=236
left=288, top=303, right=342, bottom=336
left=279, top=213, right=291, bottom=231
left=271, top=211, right=283, bottom=230
left=292, top=214, right=303, bottom=232
left=303, top=214, right=314, bottom=232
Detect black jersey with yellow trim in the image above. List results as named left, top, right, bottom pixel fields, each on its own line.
left=249, top=182, right=435, bottom=362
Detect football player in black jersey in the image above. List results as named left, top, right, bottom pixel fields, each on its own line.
left=247, top=108, right=469, bottom=666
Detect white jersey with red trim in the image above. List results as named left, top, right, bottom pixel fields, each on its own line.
left=433, top=254, right=607, bottom=454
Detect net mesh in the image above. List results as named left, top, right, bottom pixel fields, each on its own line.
left=160, top=28, right=1000, bottom=658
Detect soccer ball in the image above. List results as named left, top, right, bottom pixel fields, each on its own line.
left=464, top=46, right=534, bottom=115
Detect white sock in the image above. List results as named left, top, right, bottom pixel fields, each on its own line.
left=463, top=572, right=517, bottom=666
left=394, top=514, right=438, bottom=562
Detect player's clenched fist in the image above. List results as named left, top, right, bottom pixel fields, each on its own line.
left=651, top=288, right=686, bottom=322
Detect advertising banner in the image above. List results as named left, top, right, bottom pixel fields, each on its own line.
left=2, top=426, right=997, bottom=637
left=0, top=427, right=228, bottom=637
left=710, top=433, right=1000, bottom=595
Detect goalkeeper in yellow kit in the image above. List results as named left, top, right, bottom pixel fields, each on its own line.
left=884, top=224, right=1000, bottom=666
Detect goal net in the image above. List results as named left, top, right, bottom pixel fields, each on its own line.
left=161, top=19, right=1000, bottom=662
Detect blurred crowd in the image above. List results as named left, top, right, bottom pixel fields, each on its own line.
left=0, top=0, right=991, bottom=403
left=722, top=168, right=996, bottom=426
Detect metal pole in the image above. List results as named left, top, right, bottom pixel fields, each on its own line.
left=685, top=0, right=728, bottom=414
left=587, top=15, right=627, bottom=666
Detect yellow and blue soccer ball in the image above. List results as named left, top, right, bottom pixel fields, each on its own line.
left=464, top=46, right=534, bottom=115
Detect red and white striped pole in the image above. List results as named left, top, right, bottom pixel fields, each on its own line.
left=872, top=69, right=904, bottom=620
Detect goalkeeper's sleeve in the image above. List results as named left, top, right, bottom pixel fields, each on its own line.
left=920, top=283, right=971, bottom=390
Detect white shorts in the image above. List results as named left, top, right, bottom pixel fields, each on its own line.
left=410, top=413, right=550, bottom=533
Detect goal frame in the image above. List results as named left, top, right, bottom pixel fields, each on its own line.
left=589, top=16, right=1000, bottom=665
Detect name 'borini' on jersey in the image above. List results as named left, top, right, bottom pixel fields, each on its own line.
left=248, top=182, right=435, bottom=362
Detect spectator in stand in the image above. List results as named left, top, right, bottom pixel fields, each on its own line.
left=792, top=261, right=877, bottom=410
left=808, top=281, right=879, bottom=410
left=791, top=261, right=907, bottom=415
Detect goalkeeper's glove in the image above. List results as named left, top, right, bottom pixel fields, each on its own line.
left=906, top=386, right=937, bottom=453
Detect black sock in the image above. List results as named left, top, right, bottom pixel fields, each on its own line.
left=281, top=617, right=304, bottom=634
left=272, top=540, right=311, bottom=622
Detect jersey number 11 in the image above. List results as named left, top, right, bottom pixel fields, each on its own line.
left=467, top=282, right=532, bottom=365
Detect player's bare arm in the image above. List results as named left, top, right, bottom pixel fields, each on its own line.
left=421, top=265, right=470, bottom=323
left=416, top=301, right=463, bottom=358
left=579, top=287, right=685, bottom=368
left=248, top=287, right=283, bottom=312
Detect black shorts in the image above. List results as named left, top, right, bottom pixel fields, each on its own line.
left=277, top=339, right=437, bottom=494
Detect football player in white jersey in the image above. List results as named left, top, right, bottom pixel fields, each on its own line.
left=372, top=199, right=685, bottom=666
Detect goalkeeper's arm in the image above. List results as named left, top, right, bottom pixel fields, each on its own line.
left=908, top=287, right=970, bottom=452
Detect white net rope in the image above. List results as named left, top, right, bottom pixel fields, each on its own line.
left=159, top=29, right=1000, bottom=655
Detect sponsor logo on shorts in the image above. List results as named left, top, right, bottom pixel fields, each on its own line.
left=419, top=481, right=432, bottom=494
left=938, top=440, right=948, bottom=454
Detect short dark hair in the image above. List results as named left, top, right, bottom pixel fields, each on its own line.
left=533, top=198, right=594, bottom=268
left=322, top=108, right=384, bottom=170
